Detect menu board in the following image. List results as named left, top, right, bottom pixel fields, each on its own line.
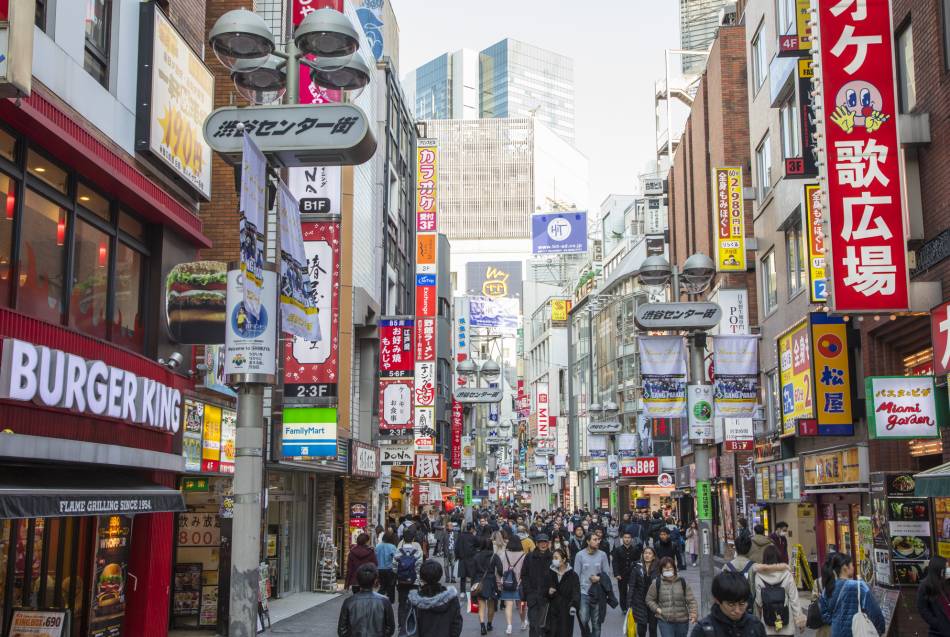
left=9, top=609, right=69, bottom=636
left=89, top=516, right=132, bottom=637
left=199, top=585, right=218, bottom=627
left=871, top=585, right=899, bottom=636
left=885, top=472, right=931, bottom=586
left=172, top=563, right=202, bottom=617
left=934, top=497, right=950, bottom=558
left=182, top=399, right=204, bottom=472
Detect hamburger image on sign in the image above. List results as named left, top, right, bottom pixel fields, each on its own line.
left=96, top=562, right=124, bottom=614
left=166, top=261, right=227, bottom=344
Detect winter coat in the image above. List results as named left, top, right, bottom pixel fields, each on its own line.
left=345, top=544, right=378, bottom=589
left=612, top=542, right=640, bottom=580
left=648, top=518, right=667, bottom=545
left=768, top=533, right=789, bottom=564
left=520, top=548, right=553, bottom=606
left=337, top=590, right=395, bottom=637
left=647, top=575, right=698, bottom=624
left=654, top=539, right=678, bottom=563
left=818, top=578, right=885, bottom=637
left=545, top=565, right=581, bottom=637
left=568, top=535, right=587, bottom=566
left=752, top=566, right=803, bottom=635
left=916, top=584, right=950, bottom=637
left=407, top=586, right=463, bottom=637
left=747, top=534, right=773, bottom=564
left=375, top=542, right=396, bottom=572
left=685, top=528, right=698, bottom=555
left=455, top=531, right=478, bottom=579
left=690, top=604, right=768, bottom=637
left=472, top=548, right=502, bottom=599
left=496, top=549, right=526, bottom=590
left=587, top=570, right=619, bottom=623
left=628, top=562, right=658, bottom=621
left=392, top=541, right=424, bottom=587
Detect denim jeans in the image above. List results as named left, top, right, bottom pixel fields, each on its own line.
left=578, top=594, right=603, bottom=637
left=658, top=620, right=690, bottom=637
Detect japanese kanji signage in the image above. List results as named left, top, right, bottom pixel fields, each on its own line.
left=931, top=301, right=950, bottom=376
left=416, top=139, right=438, bottom=231
left=415, top=139, right=438, bottom=452
left=451, top=400, right=463, bottom=469
left=696, top=480, right=713, bottom=520
left=379, top=318, right=415, bottom=377
left=779, top=0, right=815, bottom=55
left=785, top=59, right=819, bottom=178
left=805, top=184, right=828, bottom=302
left=866, top=376, right=941, bottom=439
left=635, top=303, right=722, bottom=331
left=413, top=452, right=444, bottom=480
left=815, top=0, right=909, bottom=312
left=714, top=167, right=746, bottom=271
left=811, top=313, right=853, bottom=433
left=778, top=319, right=814, bottom=433
left=292, top=0, right=343, bottom=105
left=414, top=362, right=436, bottom=407
left=415, top=317, right=436, bottom=362
left=379, top=378, right=413, bottom=430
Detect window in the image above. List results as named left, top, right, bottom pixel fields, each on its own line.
left=777, top=0, right=796, bottom=35
left=761, top=250, right=778, bottom=314
left=70, top=219, right=110, bottom=340
left=897, top=24, right=916, bottom=112
left=35, top=0, right=47, bottom=31
left=762, top=369, right=780, bottom=434
left=756, top=134, right=772, bottom=199
left=0, top=174, right=15, bottom=306
left=780, top=99, right=800, bottom=159
left=84, top=0, right=112, bottom=87
left=18, top=190, right=68, bottom=325
left=785, top=220, right=806, bottom=298
left=752, top=24, right=768, bottom=91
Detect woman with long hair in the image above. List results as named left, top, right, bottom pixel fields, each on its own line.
left=818, top=552, right=885, bottom=636
left=496, top=530, right=527, bottom=634
left=627, top=545, right=660, bottom=637
left=917, top=555, right=950, bottom=637
left=473, top=535, right=503, bottom=635
left=545, top=547, right=580, bottom=637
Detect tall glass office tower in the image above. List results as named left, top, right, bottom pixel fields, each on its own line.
left=679, top=0, right=729, bottom=73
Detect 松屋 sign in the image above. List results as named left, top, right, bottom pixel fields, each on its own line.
left=815, top=0, right=909, bottom=312
left=866, top=376, right=942, bottom=439
left=0, top=338, right=181, bottom=433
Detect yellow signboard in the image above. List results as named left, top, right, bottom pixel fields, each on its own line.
left=796, top=0, right=812, bottom=51
left=802, top=447, right=861, bottom=486
left=811, top=316, right=852, bottom=427
left=778, top=319, right=813, bottom=433
left=804, top=185, right=827, bottom=303
left=551, top=299, right=572, bottom=322
left=714, top=167, right=746, bottom=271
left=201, top=404, right=222, bottom=462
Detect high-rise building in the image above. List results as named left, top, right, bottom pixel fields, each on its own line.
left=403, top=49, right=480, bottom=120
left=679, top=0, right=729, bottom=73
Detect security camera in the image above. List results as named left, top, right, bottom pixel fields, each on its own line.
left=159, top=352, right=184, bottom=371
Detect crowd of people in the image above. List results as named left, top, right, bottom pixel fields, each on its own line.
left=336, top=504, right=948, bottom=637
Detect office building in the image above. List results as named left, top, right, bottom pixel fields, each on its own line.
left=403, top=49, right=480, bottom=120
left=679, top=0, right=729, bottom=73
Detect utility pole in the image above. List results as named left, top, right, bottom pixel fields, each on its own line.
left=688, top=331, right=714, bottom=614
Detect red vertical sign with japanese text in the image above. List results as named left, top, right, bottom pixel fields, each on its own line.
left=816, top=0, right=908, bottom=312
left=291, top=0, right=343, bottom=104
left=451, top=400, right=463, bottom=468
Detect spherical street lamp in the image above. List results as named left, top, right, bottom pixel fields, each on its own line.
left=480, top=360, right=501, bottom=382
left=294, top=8, right=360, bottom=59
left=209, top=9, right=275, bottom=71
left=232, top=55, right=287, bottom=104
left=681, top=253, right=716, bottom=294
left=637, top=255, right=673, bottom=287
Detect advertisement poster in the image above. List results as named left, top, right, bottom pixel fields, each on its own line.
left=199, top=586, right=218, bottom=627
left=172, top=563, right=202, bottom=617
left=934, top=498, right=950, bottom=558
left=804, top=184, right=827, bottom=303
left=277, top=183, right=319, bottom=340
left=285, top=221, right=341, bottom=396
left=182, top=399, right=203, bottom=472
left=857, top=516, right=874, bottom=582
left=531, top=211, right=588, bottom=255
left=451, top=400, right=463, bottom=468
left=469, top=296, right=519, bottom=329
left=379, top=378, right=413, bottom=431
left=550, top=299, right=572, bottom=322
left=224, top=269, right=277, bottom=379
left=238, top=135, right=266, bottom=319
left=416, top=140, right=438, bottom=232
left=866, top=376, right=941, bottom=439
left=89, top=515, right=132, bottom=637
left=10, top=610, right=69, bottom=636
left=713, top=167, right=746, bottom=271
left=688, top=384, right=714, bottom=440
left=640, top=337, right=688, bottom=418
left=219, top=409, right=236, bottom=474
left=466, top=261, right=523, bottom=301
left=815, top=0, right=909, bottom=312
left=415, top=317, right=435, bottom=363
left=811, top=314, right=853, bottom=432
left=379, top=319, right=415, bottom=377
left=200, top=404, right=221, bottom=473
left=712, top=335, right=758, bottom=417
left=778, top=319, right=813, bottom=433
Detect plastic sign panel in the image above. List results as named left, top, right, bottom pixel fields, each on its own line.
left=696, top=480, right=713, bottom=520
left=536, top=383, right=550, bottom=439
left=805, top=184, right=828, bottom=303
left=688, top=385, right=714, bottom=440
left=451, top=400, right=463, bottom=468
left=713, top=167, right=746, bottom=271
left=620, top=457, right=660, bottom=478
left=379, top=319, right=414, bottom=377
left=379, top=378, right=413, bottom=430
left=815, top=0, right=909, bottom=312
left=866, top=376, right=941, bottom=440
left=931, top=300, right=950, bottom=376
left=811, top=314, right=853, bottom=433
left=380, top=443, right=414, bottom=466
left=778, top=319, right=813, bottom=433
left=282, top=407, right=337, bottom=458
left=531, top=211, right=588, bottom=254
left=551, top=299, right=572, bottom=322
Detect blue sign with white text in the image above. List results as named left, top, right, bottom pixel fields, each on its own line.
left=531, top=211, right=588, bottom=255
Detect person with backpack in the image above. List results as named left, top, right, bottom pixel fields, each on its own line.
left=337, top=564, right=396, bottom=637
left=406, top=560, right=463, bottom=637
left=689, top=571, right=767, bottom=637
left=818, top=552, right=885, bottom=637
left=646, top=557, right=698, bottom=637
left=473, top=536, right=503, bottom=635
left=916, top=555, right=950, bottom=637
left=393, top=529, right=424, bottom=636
left=612, top=530, right=641, bottom=612
left=627, top=546, right=660, bottom=637
left=752, top=545, right=804, bottom=635
left=496, top=531, right=527, bottom=634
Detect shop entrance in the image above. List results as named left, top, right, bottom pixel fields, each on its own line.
left=266, top=472, right=313, bottom=598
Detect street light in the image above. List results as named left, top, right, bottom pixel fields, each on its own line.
left=209, top=9, right=274, bottom=71
left=480, top=360, right=501, bottom=382
left=681, top=253, right=716, bottom=294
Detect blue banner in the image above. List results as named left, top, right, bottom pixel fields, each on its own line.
left=469, top=296, right=519, bottom=329
left=531, top=211, right=588, bottom=255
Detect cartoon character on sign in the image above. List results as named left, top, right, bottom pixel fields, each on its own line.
left=830, top=80, right=890, bottom=134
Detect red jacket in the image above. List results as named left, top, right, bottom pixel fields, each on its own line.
left=345, top=544, right=378, bottom=588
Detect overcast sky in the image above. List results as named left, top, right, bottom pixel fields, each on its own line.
left=388, top=0, right=680, bottom=211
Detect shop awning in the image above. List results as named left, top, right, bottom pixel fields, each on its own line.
left=0, top=467, right=186, bottom=519
left=914, top=462, right=950, bottom=497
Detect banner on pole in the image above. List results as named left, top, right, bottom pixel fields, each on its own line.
left=640, top=337, right=688, bottom=418
left=713, top=335, right=759, bottom=418
left=239, top=135, right=266, bottom=318
left=277, top=183, right=319, bottom=339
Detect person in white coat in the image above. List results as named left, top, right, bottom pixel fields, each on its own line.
left=752, top=546, right=805, bottom=636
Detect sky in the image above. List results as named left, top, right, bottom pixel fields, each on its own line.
left=387, top=0, right=680, bottom=211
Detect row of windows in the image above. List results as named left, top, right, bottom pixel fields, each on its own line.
left=0, top=128, right=149, bottom=353
left=36, top=0, right=113, bottom=89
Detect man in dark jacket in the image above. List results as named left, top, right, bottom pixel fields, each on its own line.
left=455, top=523, right=478, bottom=595
left=648, top=512, right=666, bottom=546
left=654, top=528, right=678, bottom=562
left=520, top=534, right=553, bottom=637
left=611, top=531, right=640, bottom=612
left=568, top=525, right=587, bottom=567
left=768, top=521, right=790, bottom=564
left=690, top=571, right=767, bottom=637
left=338, top=564, right=396, bottom=637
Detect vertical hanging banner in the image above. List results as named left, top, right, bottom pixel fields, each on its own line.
left=379, top=378, right=414, bottom=430
left=810, top=313, right=854, bottom=433
left=284, top=221, right=340, bottom=398
left=415, top=139, right=439, bottom=453
left=805, top=184, right=827, bottom=303
left=291, top=0, right=342, bottom=105
left=815, top=0, right=909, bottom=312
left=379, top=318, right=415, bottom=378
left=277, top=183, right=320, bottom=339
left=536, top=383, right=550, bottom=439
left=639, top=337, right=688, bottom=418
left=451, top=400, right=463, bottom=468
left=713, top=335, right=759, bottom=418
left=778, top=319, right=814, bottom=434
left=239, top=135, right=266, bottom=318
left=714, top=167, right=746, bottom=271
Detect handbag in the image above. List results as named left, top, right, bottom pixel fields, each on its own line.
left=405, top=605, right=418, bottom=637
left=851, top=582, right=879, bottom=637
left=470, top=598, right=480, bottom=614
left=806, top=598, right=825, bottom=629
left=624, top=609, right=637, bottom=637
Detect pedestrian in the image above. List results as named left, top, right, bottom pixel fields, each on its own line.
left=575, top=532, right=612, bottom=637
left=685, top=522, right=698, bottom=567
left=646, top=557, right=698, bottom=637
left=406, top=559, right=463, bottom=637
left=916, top=555, right=950, bottom=637
left=519, top=525, right=536, bottom=554
left=443, top=520, right=459, bottom=583
left=346, top=533, right=379, bottom=590
left=752, top=545, right=804, bottom=635
left=612, top=531, right=640, bottom=612
left=768, top=522, right=790, bottom=564
left=337, top=563, right=396, bottom=637
left=569, top=525, right=587, bottom=567
left=747, top=525, right=773, bottom=564
left=393, top=529, right=424, bottom=635
left=545, top=547, right=581, bottom=637
left=627, top=546, right=659, bottom=637
left=474, top=535, right=503, bottom=635
left=736, top=517, right=751, bottom=545
left=375, top=531, right=398, bottom=604
left=521, top=533, right=553, bottom=637
left=496, top=531, right=527, bottom=634
left=655, top=528, right=678, bottom=563
left=818, top=552, right=885, bottom=637
left=457, top=522, right=478, bottom=595
left=648, top=511, right=666, bottom=546
left=689, top=570, right=767, bottom=637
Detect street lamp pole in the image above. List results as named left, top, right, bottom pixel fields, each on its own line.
left=688, top=331, right=714, bottom=614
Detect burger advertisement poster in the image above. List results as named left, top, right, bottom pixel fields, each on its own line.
left=89, top=515, right=132, bottom=637
left=165, top=261, right=227, bottom=345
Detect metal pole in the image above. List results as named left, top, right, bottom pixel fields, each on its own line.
left=688, top=331, right=714, bottom=615
left=666, top=49, right=673, bottom=173
left=286, top=36, right=299, bottom=106
left=230, top=382, right=265, bottom=637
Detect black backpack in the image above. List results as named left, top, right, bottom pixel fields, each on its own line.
left=502, top=553, right=524, bottom=592
left=396, top=546, right=418, bottom=584
left=759, top=581, right=790, bottom=628
left=725, top=561, right=756, bottom=609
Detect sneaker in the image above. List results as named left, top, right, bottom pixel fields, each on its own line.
left=506, top=626, right=512, bottom=635
left=521, top=620, right=528, bottom=631
left=481, top=624, right=487, bottom=636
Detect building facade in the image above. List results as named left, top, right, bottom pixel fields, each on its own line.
left=679, top=0, right=730, bottom=73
